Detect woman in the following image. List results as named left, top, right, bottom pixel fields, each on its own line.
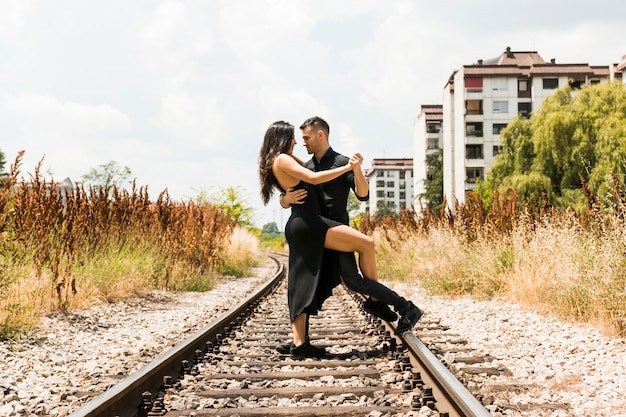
left=259, top=121, right=422, bottom=357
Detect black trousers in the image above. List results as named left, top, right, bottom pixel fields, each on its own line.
left=332, top=251, right=411, bottom=314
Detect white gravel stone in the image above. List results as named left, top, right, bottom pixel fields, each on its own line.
left=389, top=281, right=626, bottom=417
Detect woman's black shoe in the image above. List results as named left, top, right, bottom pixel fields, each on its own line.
left=290, top=341, right=326, bottom=358
left=394, top=303, right=423, bottom=335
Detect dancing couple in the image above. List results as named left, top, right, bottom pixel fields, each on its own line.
left=259, top=117, right=423, bottom=358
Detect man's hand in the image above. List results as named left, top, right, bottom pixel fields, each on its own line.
left=280, top=187, right=307, bottom=208
left=349, top=153, right=364, bottom=170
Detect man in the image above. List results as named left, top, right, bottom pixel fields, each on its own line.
left=277, top=116, right=422, bottom=355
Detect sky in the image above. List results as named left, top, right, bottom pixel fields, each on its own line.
left=2, top=0, right=626, bottom=229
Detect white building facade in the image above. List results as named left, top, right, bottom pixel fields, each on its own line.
left=412, top=105, right=443, bottom=211
left=364, top=158, right=414, bottom=215
left=442, top=47, right=614, bottom=211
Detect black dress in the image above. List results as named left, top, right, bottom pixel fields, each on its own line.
left=284, top=181, right=342, bottom=322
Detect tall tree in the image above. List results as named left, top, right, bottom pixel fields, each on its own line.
left=198, top=185, right=254, bottom=228
left=0, top=149, right=6, bottom=179
left=478, top=82, right=626, bottom=210
left=81, top=161, right=132, bottom=194
left=419, top=149, right=443, bottom=213
left=375, top=199, right=398, bottom=218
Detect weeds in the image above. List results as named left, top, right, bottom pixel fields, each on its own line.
left=1, top=153, right=236, bottom=339
left=364, top=180, right=626, bottom=336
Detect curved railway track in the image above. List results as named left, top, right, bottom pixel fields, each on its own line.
left=69, top=253, right=492, bottom=417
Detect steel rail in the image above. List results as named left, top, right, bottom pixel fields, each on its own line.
left=398, top=328, right=492, bottom=417
left=68, top=254, right=285, bottom=417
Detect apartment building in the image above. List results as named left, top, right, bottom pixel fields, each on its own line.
left=413, top=104, right=443, bottom=211
left=363, top=158, right=414, bottom=215
left=441, top=46, right=614, bottom=210
left=616, top=54, right=626, bottom=82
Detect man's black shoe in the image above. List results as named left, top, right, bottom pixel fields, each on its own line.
left=276, top=341, right=294, bottom=354
left=394, top=303, right=423, bottom=335
left=363, top=297, right=398, bottom=322
left=290, top=341, right=326, bottom=358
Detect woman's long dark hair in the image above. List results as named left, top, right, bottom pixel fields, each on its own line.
left=259, top=121, right=295, bottom=205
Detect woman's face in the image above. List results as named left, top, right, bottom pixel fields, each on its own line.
left=288, top=134, right=296, bottom=154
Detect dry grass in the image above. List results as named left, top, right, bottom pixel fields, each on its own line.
left=363, top=180, right=626, bottom=336
left=0, top=152, right=238, bottom=339
left=217, top=226, right=264, bottom=277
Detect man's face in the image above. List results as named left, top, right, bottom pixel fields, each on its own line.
left=301, top=126, right=322, bottom=155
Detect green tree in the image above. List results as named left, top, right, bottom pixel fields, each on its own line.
left=375, top=199, right=397, bottom=218
left=81, top=160, right=132, bottom=194
left=262, top=222, right=280, bottom=234
left=0, top=149, right=7, bottom=179
left=478, top=82, right=626, bottom=210
left=347, top=192, right=363, bottom=219
left=419, top=149, right=443, bottom=213
left=198, top=185, right=254, bottom=228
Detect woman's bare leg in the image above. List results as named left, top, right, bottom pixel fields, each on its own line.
left=292, top=313, right=307, bottom=346
left=324, top=225, right=378, bottom=281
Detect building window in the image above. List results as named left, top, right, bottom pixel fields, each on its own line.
left=492, top=78, right=508, bottom=91
left=399, top=171, right=406, bottom=180
left=427, top=138, right=439, bottom=149
left=568, top=78, right=583, bottom=89
left=376, top=180, right=384, bottom=188
left=400, top=191, right=406, bottom=199
left=493, top=123, right=507, bottom=134
left=399, top=181, right=406, bottom=189
left=466, top=99, right=483, bottom=115
left=518, top=102, right=532, bottom=117
left=466, top=144, right=483, bottom=159
left=376, top=190, right=384, bottom=198
left=427, top=123, right=441, bottom=133
left=590, top=79, right=601, bottom=85
left=518, top=79, right=531, bottom=98
left=376, top=171, right=384, bottom=177
left=518, top=79, right=528, bottom=91
left=386, top=181, right=395, bottom=188
left=400, top=202, right=406, bottom=209
left=466, top=122, right=484, bottom=137
left=466, top=168, right=484, bottom=183
left=543, top=78, right=559, bottom=89
left=493, top=145, right=504, bottom=156
left=493, top=101, right=508, bottom=113
left=387, top=191, right=395, bottom=198
left=465, top=77, right=483, bottom=92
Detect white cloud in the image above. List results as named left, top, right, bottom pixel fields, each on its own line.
left=2, top=0, right=626, bottom=227
left=1, top=93, right=131, bottom=137
left=156, top=91, right=221, bottom=149
left=136, top=0, right=215, bottom=83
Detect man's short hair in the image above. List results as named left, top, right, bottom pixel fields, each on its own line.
left=300, top=116, right=329, bottom=137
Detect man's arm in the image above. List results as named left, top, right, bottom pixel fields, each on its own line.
left=279, top=187, right=307, bottom=208
left=352, top=154, right=369, bottom=200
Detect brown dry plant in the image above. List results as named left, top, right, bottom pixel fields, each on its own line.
left=1, top=153, right=237, bottom=339
left=364, top=182, right=626, bottom=336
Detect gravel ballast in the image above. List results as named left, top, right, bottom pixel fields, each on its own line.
left=1, top=263, right=624, bottom=417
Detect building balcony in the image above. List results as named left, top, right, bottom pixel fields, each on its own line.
left=465, top=158, right=485, bottom=167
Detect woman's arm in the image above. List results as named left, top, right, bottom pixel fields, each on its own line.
left=274, top=153, right=354, bottom=185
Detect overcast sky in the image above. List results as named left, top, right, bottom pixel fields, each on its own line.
left=2, top=0, right=625, bottom=228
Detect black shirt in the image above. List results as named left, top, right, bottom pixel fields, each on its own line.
left=304, top=147, right=369, bottom=225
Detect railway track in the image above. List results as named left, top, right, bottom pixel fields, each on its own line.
left=69, top=253, right=492, bottom=417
